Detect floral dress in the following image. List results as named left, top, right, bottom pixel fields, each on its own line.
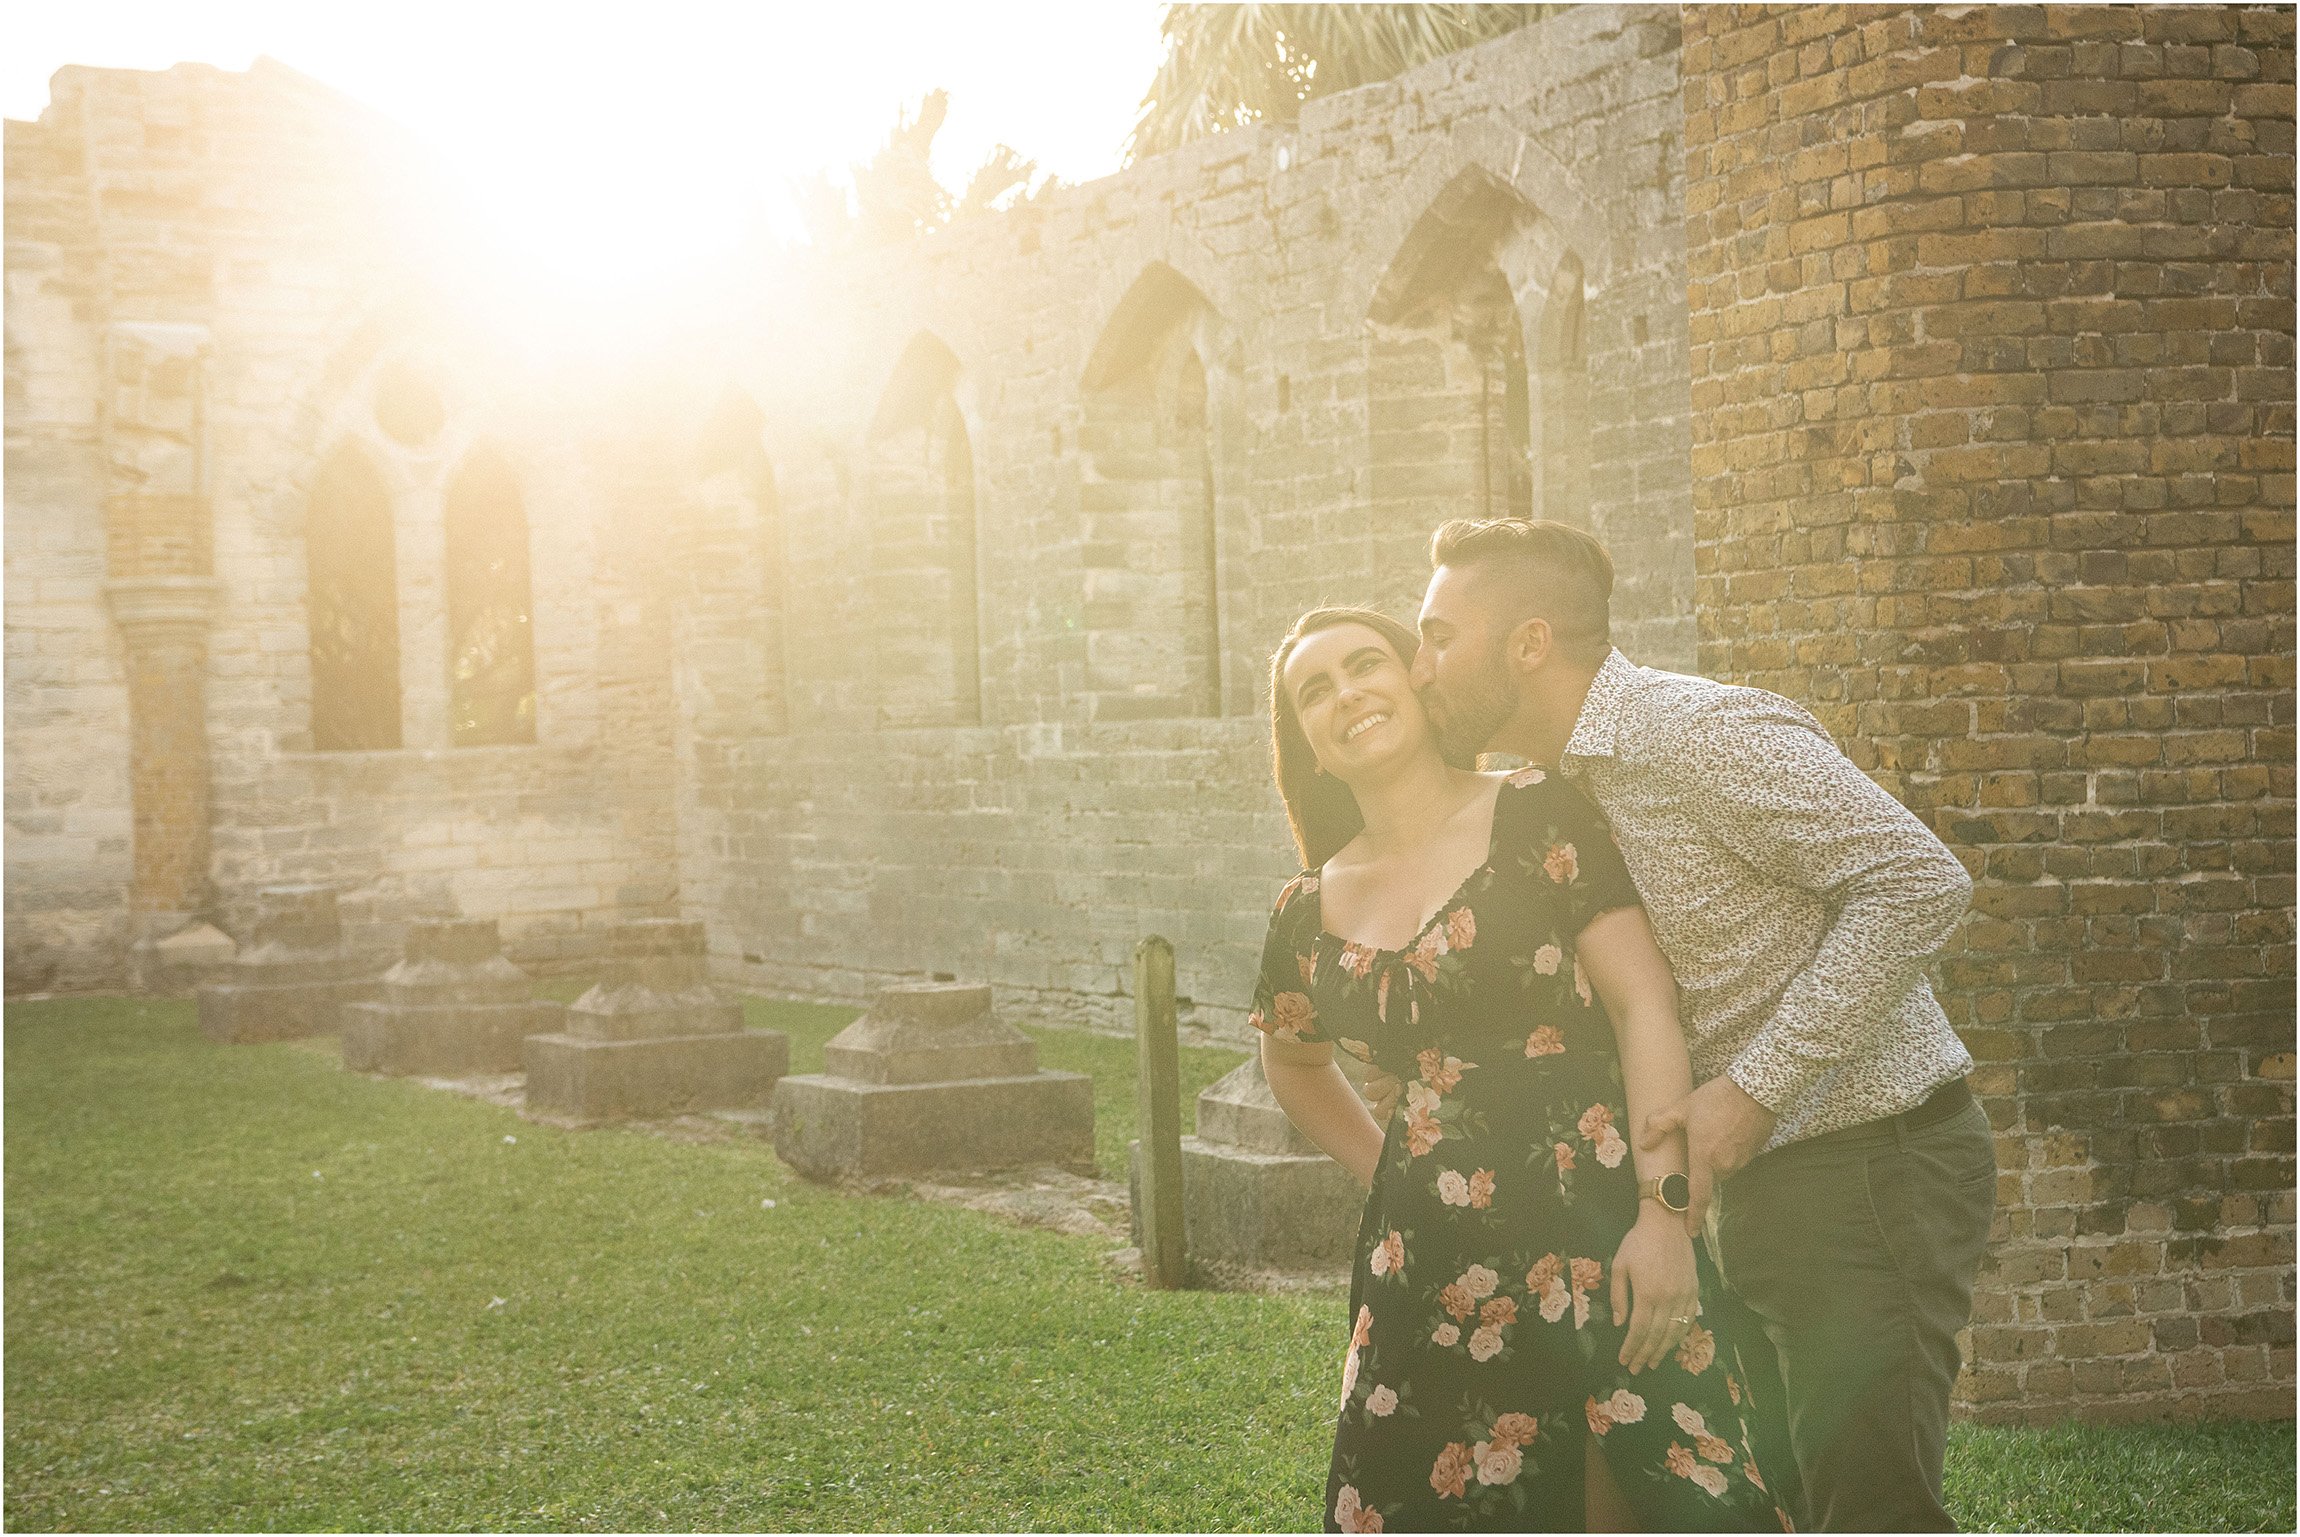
left=1248, top=769, right=1789, bottom=1533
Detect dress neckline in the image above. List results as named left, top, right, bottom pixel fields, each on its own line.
left=1309, top=777, right=1510, bottom=957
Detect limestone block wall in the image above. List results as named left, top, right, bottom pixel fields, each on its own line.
left=1684, top=2, right=2295, bottom=1423
left=4, top=103, right=132, bottom=990
left=3, top=62, right=684, bottom=986
left=678, top=5, right=1695, bottom=1030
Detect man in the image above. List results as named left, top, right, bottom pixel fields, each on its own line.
left=1407, top=516, right=1997, bottom=1533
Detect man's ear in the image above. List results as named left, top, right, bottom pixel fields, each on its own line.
left=1506, top=616, right=1554, bottom=675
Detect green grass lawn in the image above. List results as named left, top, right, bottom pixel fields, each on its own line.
left=7, top=996, right=2294, bottom=1533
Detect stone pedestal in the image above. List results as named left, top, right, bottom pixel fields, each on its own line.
left=196, top=885, right=379, bottom=1043
left=341, top=918, right=561, bottom=1076
left=522, top=919, right=786, bottom=1122
left=774, top=982, right=1093, bottom=1181
left=1131, top=1054, right=1365, bottom=1285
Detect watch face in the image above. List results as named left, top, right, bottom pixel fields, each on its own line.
left=1660, top=1172, right=1691, bottom=1211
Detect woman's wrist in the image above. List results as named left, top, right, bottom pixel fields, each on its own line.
left=1634, top=1198, right=1689, bottom=1232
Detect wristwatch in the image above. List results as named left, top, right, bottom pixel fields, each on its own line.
left=1639, top=1173, right=1691, bottom=1213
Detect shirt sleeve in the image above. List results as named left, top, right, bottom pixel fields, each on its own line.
left=1665, top=693, right=1974, bottom=1115
left=1245, top=873, right=1328, bottom=1046
left=1504, top=771, right=1643, bottom=937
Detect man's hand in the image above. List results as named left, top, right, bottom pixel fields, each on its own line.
left=1640, top=1075, right=1777, bottom=1231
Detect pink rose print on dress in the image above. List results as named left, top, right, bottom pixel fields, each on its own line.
left=1586, top=1395, right=1613, bottom=1435
left=1676, top=1322, right=1717, bottom=1375
left=1666, top=1442, right=1698, bottom=1479
left=1338, top=1036, right=1375, bottom=1064
left=1429, top=1443, right=1474, bottom=1500
left=1569, top=1257, right=1603, bottom=1329
left=1467, top=1326, right=1504, bottom=1362
left=1405, top=925, right=1447, bottom=983
left=1334, top=1483, right=1385, bottom=1532
left=1339, top=942, right=1378, bottom=979
left=1462, top=1264, right=1499, bottom=1299
left=1698, top=1433, right=1736, bottom=1466
left=1577, top=1103, right=1629, bottom=1168
left=1531, top=942, right=1563, bottom=975
left=1352, top=1304, right=1373, bottom=1349
left=1437, top=1170, right=1471, bottom=1207
left=1269, top=992, right=1315, bottom=1042
left=1506, top=765, right=1547, bottom=787
left=1445, top=906, right=1476, bottom=952
left=1574, top=956, right=1594, bottom=1007
left=1467, top=1168, right=1495, bottom=1208
left=1370, top=1230, right=1405, bottom=1279
left=1524, top=1025, right=1565, bottom=1057
left=1298, top=953, right=1317, bottom=988
left=1604, top=1388, right=1647, bottom=1424
left=1691, top=1465, right=1729, bottom=1497
left=1439, top=1283, right=1477, bottom=1322
left=1367, top=1385, right=1398, bottom=1417
left=1490, top=1412, right=1537, bottom=1449
left=1542, top=842, right=1579, bottom=884
left=1479, top=1296, right=1516, bottom=1329
left=1431, top=1321, right=1461, bottom=1347
left=1471, top=1439, right=1522, bottom=1485
left=1416, top=1047, right=1467, bottom=1093
left=1553, top=1140, right=1577, bottom=1172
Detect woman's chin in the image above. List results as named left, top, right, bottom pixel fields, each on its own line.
left=1335, top=725, right=1436, bottom=779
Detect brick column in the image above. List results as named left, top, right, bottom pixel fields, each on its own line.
left=100, top=324, right=221, bottom=947
left=1684, top=4, right=2294, bottom=1422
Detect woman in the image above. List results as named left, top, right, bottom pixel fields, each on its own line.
left=1250, top=608, right=1787, bottom=1533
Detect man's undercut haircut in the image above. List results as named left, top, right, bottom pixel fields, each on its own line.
left=1429, top=518, right=1615, bottom=666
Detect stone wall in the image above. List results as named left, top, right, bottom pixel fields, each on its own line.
left=688, top=4, right=1694, bottom=1029
left=1684, top=2, right=2295, bottom=1423
left=3, top=61, right=686, bottom=988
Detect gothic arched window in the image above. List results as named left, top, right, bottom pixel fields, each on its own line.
left=307, top=440, right=403, bottom=750
left=442, top=445, right=537, bottom=746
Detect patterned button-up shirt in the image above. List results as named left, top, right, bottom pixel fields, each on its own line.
left=1559, top=649, right=1975, bottom=1149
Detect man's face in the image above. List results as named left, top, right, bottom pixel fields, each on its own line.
left=1411, top=563, right=1522, bottom=768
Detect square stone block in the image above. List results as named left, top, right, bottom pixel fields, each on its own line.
left=196, top=978, right=370, bottom=1044
left=341, top=1000, right=563, bottom=1077
left=1130, top=1135, right=1365, bottom=1283
left=523, top=1028, right=789, bottom=1123
left=773, top=1070, right=1094, bottom=1181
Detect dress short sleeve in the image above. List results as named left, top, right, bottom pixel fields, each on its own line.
left=1494, top=767, right=1643, bottom=937
left=1246, top=872, right=1329, bottom=1046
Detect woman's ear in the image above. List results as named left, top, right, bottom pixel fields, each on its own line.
left=1508, top=615, right=1554, bottom=674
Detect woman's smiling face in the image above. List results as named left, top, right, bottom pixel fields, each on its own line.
left=1282, top=621, right=1431, bottom=779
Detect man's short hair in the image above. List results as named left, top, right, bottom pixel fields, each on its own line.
left=1428, top=518, right=1615, bottom=665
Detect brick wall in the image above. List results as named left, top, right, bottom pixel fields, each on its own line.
left=1684, top=2, right=2295, bottom=1423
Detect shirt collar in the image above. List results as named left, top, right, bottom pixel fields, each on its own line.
left=1562, top=648, right=1637, bottom=766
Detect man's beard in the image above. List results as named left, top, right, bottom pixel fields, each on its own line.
left=1420, top=648, right=1519, bottom=770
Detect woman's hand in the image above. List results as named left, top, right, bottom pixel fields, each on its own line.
left=1609, top=1205, right=1700, bottom=1374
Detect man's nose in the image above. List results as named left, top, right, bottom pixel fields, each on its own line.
left=1408, top=646, right=1434, bottom=689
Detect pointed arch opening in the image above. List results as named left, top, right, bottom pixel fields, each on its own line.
left=1077, top=263, right=1232, bottom=720
left=1536, top=252, right=1590, bottom=527
left=697, top=388, right=789, bottom=731
left=1368, top=171, right=1535, bottom=552
left=442, top=444, right=537, bottom=746
left=867, top=335, right=981, bottom=727
left=307, top=440, right=404, bottom=750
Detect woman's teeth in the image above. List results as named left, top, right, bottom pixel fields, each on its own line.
left=1344, top=712, right=1389, bottom=742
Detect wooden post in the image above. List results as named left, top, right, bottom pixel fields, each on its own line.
left=1134, top=935, right=1187, bottom=1289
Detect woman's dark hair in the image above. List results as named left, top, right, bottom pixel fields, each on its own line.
left=1268, top=606, right=1424, bottom=871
